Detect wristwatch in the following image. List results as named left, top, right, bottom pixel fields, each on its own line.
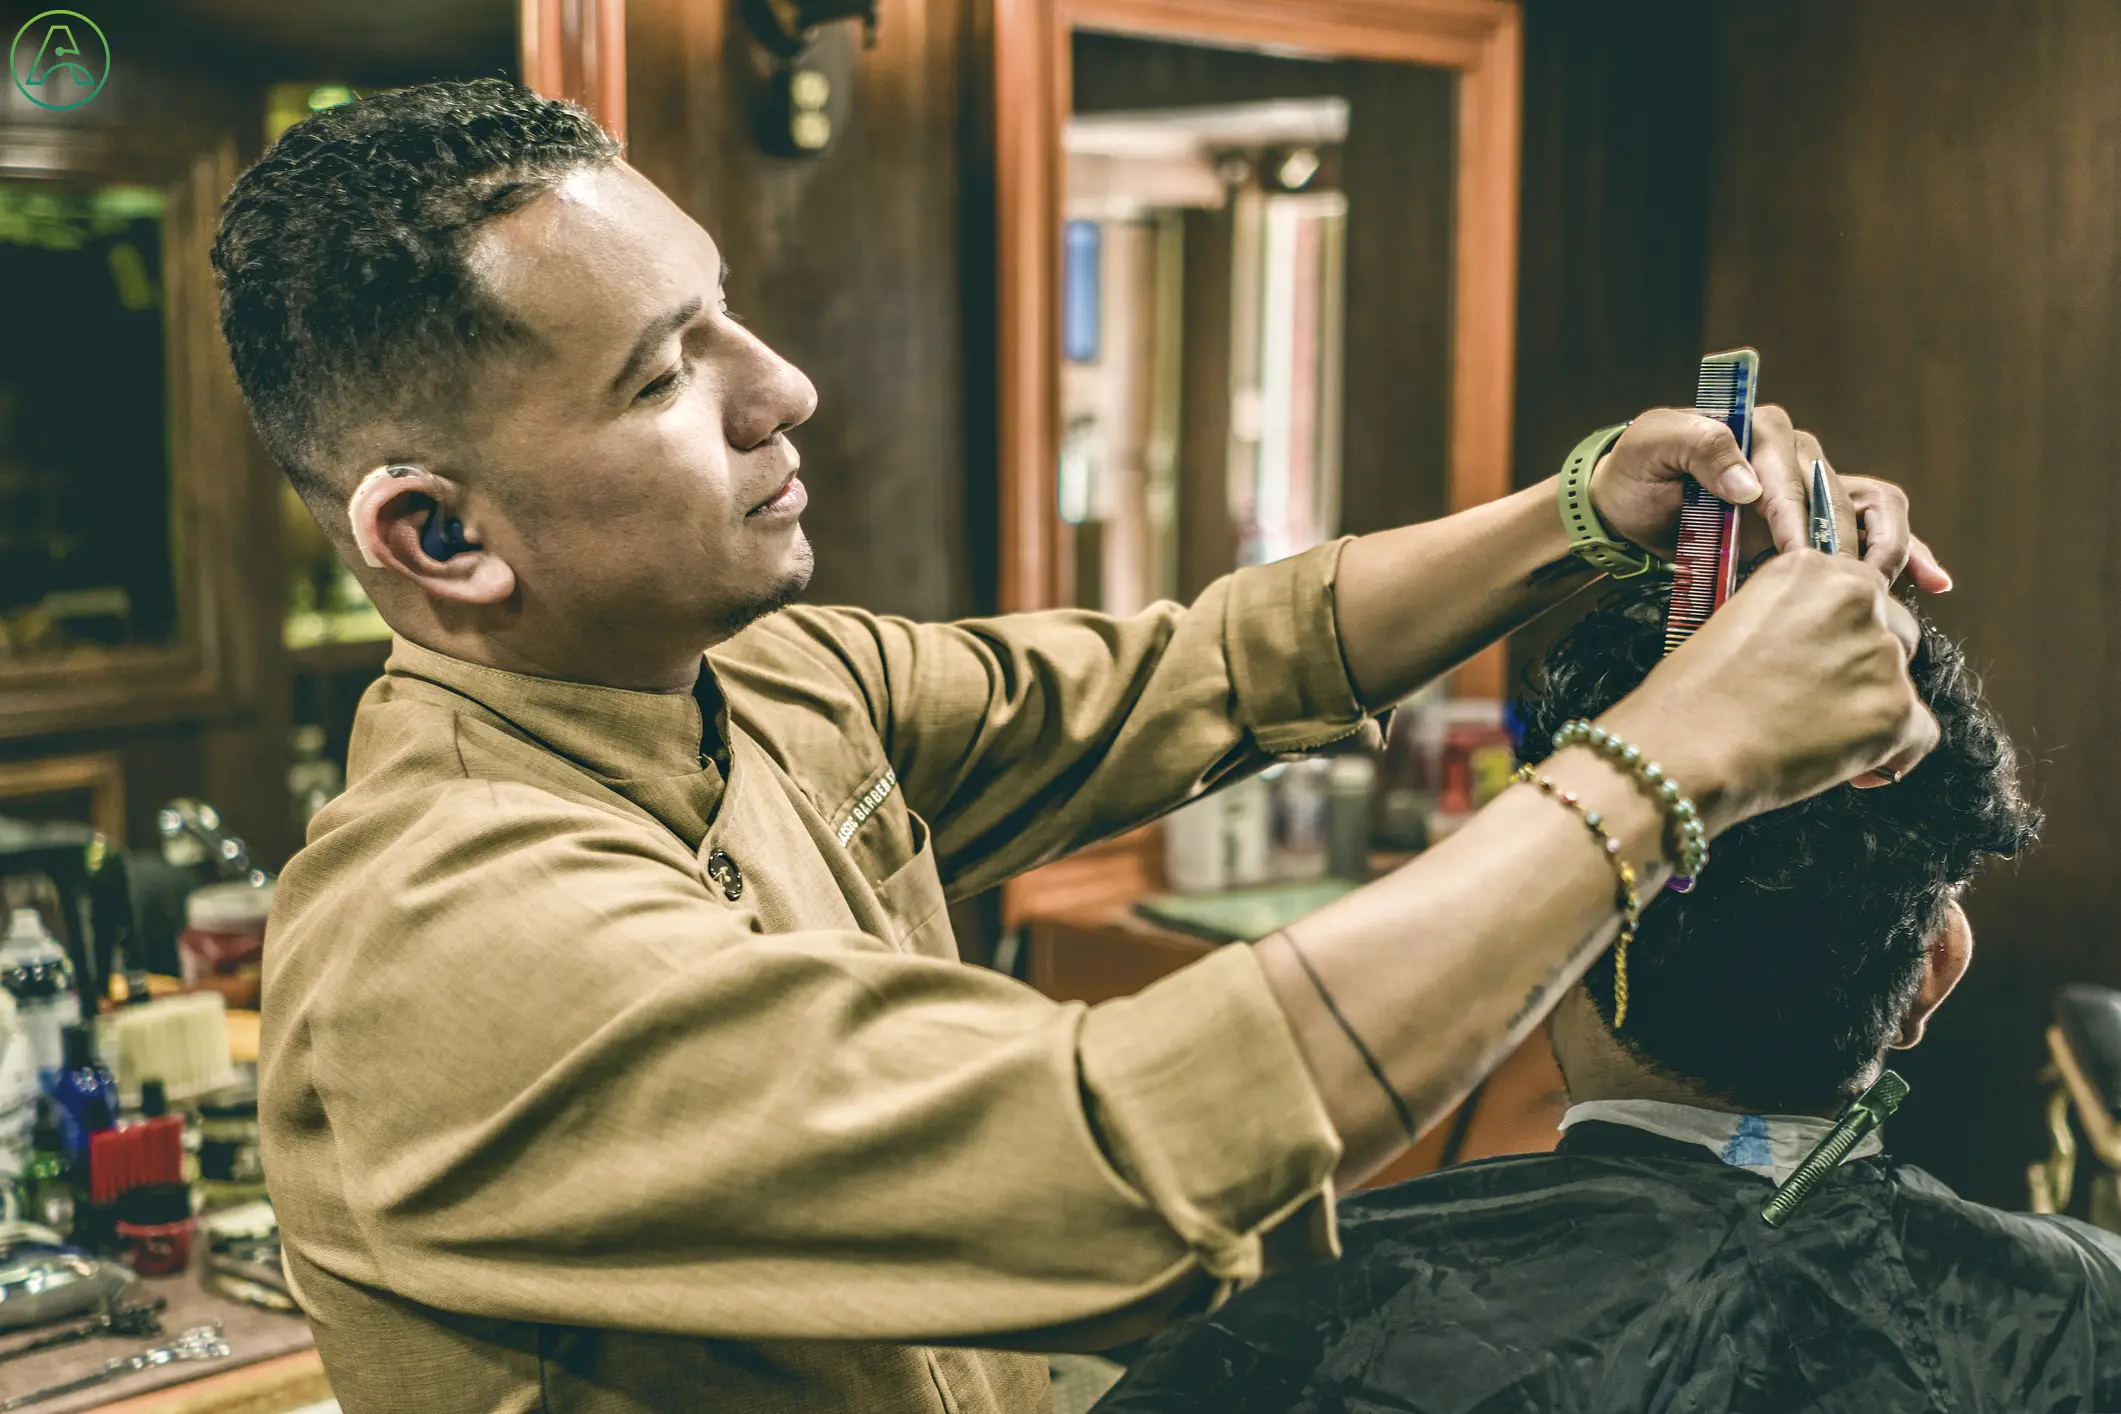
left=1558, top=422, right=1657, bottom=579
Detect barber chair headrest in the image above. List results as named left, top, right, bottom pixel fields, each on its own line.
left=2050, top=984, right=2121, bottom=1166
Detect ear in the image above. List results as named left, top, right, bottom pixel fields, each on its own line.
left=1891, top=901, right=1973, bottom=1050
left=346, top=464, right=515, bottom=607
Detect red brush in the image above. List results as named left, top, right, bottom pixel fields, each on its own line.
left=112, top=1080, right=196, bottom=1275
left=87, top=1083, right=184, bottom=1204
left=88, top=1126, right=141, bottom=1208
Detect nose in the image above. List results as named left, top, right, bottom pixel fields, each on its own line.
left=727, top=326, right=818, bottom=452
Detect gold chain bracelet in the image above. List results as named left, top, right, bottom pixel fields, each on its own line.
left=1515, top=764, right=1642, bottom=1028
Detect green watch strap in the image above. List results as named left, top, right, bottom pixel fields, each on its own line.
left=1559, top=422, right=1657, bottom=579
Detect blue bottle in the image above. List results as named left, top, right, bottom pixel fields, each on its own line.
left=46, top=1025, right=116, bottom=1166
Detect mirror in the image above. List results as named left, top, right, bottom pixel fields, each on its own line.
left=0, top=125, right=259, bottom=741
left=993, top=0, right=1522, bottom=920
left=1060, top=30, right=1468, bottom=616
left=0, top=181, right=175, bottom=661
left=997, top=0, right=1521, bottom=687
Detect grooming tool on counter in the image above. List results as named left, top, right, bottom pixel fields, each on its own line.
left=0, top=1247, right=131, bottom=1331
left=201, top=1202, right=295, bottom=1312
left=1664, top=348, right=1760, bottom=654
left=0, top=1323, right=228, bottom=1410
left=103, top=991, right=237, bottom=1109
left=1808, top=457, right=1839, bottom=555
left=1760, top=1069, right=1909, bottom=1226
left=110, top=1081, right=193, bottom=1277
left=0, top=1298, right=164, bottom=1365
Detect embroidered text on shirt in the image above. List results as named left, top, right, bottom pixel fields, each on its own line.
left=837, top=768, right=899, bottom=846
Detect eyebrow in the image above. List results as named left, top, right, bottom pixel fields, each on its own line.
left=610, top=293, right=705, bottom=396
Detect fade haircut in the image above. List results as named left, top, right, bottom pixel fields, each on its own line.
left=1515, top=573, right=2041, bottom=1112
left=211, top=79, right=621, bottom=499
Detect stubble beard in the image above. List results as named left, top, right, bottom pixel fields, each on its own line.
left=709, top=530, right=814, bottom=640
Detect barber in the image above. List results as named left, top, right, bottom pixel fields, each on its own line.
left=224, top=83, right=1944, bottom=1414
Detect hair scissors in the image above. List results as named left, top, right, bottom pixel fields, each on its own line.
left=1808, top=458, right=1839, bottom=555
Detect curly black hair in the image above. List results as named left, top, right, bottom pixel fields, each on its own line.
left=1515, top=574, right=2041, bottom=1112
left=212, top=79, right=620, bottom=498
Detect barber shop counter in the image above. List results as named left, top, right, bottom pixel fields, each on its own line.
left=0, top=1274, right=323, bottom=1413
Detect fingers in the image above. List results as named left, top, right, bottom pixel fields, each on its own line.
left=1852, top=577, right=1932, bottom=788
left=1843, top=476, right=1913, bottom=583
left=1904, top=535, right=1954, bottom=594
left=1868, top=699, right=1941, bottom=788
left=1744, top=405, right=1811, bottom=555
left=1670, top=410, right=1759, bottom=503
left=1877, top=591, right=1921, bottom=663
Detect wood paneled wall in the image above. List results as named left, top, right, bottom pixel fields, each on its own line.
left=1510, top=0, right=1717, bottom=497
left=625, top=0, right=990, bottom=623
left=1700, top=0, right=2121, bottom=1206
left=1516, top=0, right=2121, bottom=1204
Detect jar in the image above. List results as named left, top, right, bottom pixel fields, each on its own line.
left=195, top=1084, right=265, bottom=1206
left=177, top=882, right=274, bottom=1010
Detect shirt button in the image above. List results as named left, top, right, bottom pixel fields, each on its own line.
left=706, top=849, right=743, bottom=901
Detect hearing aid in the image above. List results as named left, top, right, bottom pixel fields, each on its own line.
left=348, top=464, right=472, bottom=567
left=420, top=507, right=469, bottom=561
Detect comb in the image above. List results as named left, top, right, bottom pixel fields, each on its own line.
left=1664, top=348, right=1760, bottom=654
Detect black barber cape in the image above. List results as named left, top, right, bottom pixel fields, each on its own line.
left=1092, top=1122, right=2121, bottom=1414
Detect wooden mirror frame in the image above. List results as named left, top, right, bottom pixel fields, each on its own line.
left=995, top=0, right=1522, bottom=699
left=0, top=124, right=261, bottom=740
left=520, top=0, right=628, bottom=142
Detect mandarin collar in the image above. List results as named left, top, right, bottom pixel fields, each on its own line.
left=383, top=636, right=726, bottom=782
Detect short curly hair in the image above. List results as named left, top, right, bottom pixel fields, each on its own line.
left=212, top=79, right=620, bottom=497
left=1515, top=573, right=2041, bottom=1112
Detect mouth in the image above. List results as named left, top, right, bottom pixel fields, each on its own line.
left=747, top=468, right=807, bottom=520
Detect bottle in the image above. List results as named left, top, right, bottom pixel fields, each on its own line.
left=0, top=989, right=40, bottom=1177
left=1269, top=759, right=1331, bottom=882
left=0, top=908, right=80, bottom=1081
left=47, top=1025, right=118, bottom=1167
left=15, top=1098, right=74, bottom=1237
left=75, top=1094, right=118, bottom=1253
left=288, top=724, right=344, bottom=836
left=1327, top=755, right=1378, bottom=882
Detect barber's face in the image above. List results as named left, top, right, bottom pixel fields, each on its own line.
left=462, top=162, right=818, bottom=646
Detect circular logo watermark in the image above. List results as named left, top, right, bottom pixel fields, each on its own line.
left=10, top=11, right=109, bottom=112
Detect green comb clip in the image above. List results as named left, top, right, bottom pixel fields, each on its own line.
left=1760, top=1070, right=1909, bottom=1227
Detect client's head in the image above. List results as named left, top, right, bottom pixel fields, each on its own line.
left=1517, top=573, right=2040, bottom=1115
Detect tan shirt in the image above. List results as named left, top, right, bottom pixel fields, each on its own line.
left=263, top=542, right=1368, bottom=1414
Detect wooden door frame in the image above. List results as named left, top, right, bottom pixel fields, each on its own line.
left=995, top=0, right=1522, bottom=688
left=521, top=0, right=629, bottom=142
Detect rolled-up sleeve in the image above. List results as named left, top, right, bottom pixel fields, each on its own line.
left=284, top=784, right=1342, bottom=1347
left=765, top=540, right=1374, bottom=895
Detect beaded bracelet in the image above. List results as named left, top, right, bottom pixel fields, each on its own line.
left=1515, top=764, right=1641, bottom=1028
left=1551, top=720, right=1709, bottom=891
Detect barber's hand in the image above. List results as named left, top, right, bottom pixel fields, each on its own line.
left=1589, top=406, right=1953, bottom=592
left=1598, top=550, right=1939, bottom=837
